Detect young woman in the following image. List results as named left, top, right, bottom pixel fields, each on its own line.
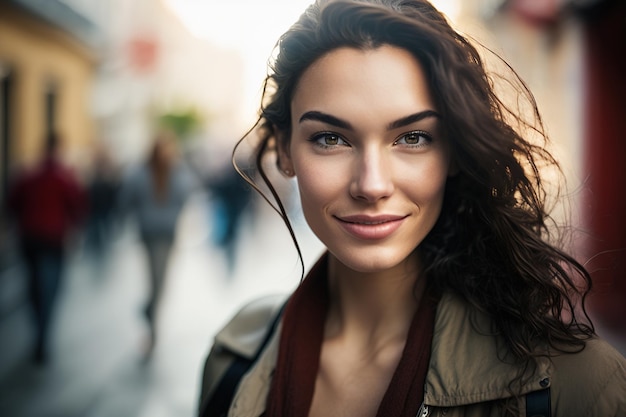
left=198, top=1, right=626, bottom=416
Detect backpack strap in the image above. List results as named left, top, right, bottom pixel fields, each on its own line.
left=526, top=387, right=551, bottom=417
left=199, top=300, right=286, bottom=417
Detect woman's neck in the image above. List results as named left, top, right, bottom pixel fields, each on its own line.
left=325, top=252, right=425, bottom=347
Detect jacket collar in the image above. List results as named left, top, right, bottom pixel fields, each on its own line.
left=423, top=292, right=553, bottom=407
left=229, top=283, right=555, bottom=415
left=215, top=294, right=288, bottom=359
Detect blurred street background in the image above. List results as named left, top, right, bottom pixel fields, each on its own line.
left=0, top=189, right=324, bottom=417
left=0, top=0, right=625, bottom=416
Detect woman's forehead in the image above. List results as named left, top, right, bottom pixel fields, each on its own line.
left=291, top=45, right=436, bottom=123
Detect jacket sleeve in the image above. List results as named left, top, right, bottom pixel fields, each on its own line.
left=590, top=347, right=626, bottom=416
left=197, top=294, right=287, bottom=416
left=549, top=337, right=626, bottom=416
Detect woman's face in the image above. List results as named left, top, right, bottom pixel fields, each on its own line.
left=282, top=45, right=452, bottom=273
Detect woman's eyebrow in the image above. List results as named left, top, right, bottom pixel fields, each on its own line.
left=298, top=111, right=353, bottom=130
left=387, top=110, right=440, bottom=130
left=298, top=109, right=440, bottom=131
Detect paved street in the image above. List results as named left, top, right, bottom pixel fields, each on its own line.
left=0, top=192, right=324, bottom=417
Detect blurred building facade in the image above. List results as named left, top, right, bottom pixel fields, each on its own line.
left=0, top=0, right=245, bottom=202
left=0, top=0, right=101, bottom=206
left=82, top=0, right=245, bottom=166
left=575, top=0, right=626, bottom=335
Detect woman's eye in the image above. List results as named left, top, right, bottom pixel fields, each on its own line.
left=395, top=131, right=432, bottom=147
left=310, top=132, right=348, bottom=148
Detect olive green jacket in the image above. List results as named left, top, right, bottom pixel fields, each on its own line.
left=199, top=292, right=626, bottom=417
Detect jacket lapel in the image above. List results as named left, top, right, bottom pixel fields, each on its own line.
left=228, top=322, right=281, bottom=417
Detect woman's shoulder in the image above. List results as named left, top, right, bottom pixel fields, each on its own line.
left=198, top=293, right=288, bottom=415
left=549, top=336, right=626, bottom=415
left=213, top=293, right=288, bottom=358
left=432, top=292, right=626, bottom=414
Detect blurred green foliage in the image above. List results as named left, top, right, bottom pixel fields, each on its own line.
left=157, top=108, right=204, bottom=140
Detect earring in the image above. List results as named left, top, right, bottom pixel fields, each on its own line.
left=283, top=168, right=292, bottom=176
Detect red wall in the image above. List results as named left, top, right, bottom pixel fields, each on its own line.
left=582, top=1, right=626, bottom=334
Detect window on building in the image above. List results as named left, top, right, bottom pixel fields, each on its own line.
left=0, top=63, right=12, bottom=211
left=44, top=81, right=58, bottom=136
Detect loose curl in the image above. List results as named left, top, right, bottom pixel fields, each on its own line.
left=234, top=0, right=594, bottom=383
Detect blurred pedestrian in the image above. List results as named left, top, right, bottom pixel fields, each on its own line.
left=7, top=131, right=87, bottom=364
left=207, top=164, right=252, bottom=274
left=185, top=141, right=254, bottom=276
left=119, top=131, right=195, bottom=359
left=85, top=143, right=120, bottom=261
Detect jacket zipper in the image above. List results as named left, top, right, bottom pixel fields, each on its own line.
left=417, top=403, right=430, bottom=417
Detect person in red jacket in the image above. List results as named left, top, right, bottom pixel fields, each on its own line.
left=8, top=132, right=87, bottom=364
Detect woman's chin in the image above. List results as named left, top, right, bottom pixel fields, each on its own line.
left=329, top=247, right=418, bottom=275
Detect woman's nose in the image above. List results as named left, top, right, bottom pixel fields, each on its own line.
left=349, top=149, right=394, bottom=202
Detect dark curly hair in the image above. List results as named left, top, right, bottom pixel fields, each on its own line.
left=234, top=0, right=594, bottom=382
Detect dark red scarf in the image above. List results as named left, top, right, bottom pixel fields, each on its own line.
left=263, top=254, right=438, bottom=417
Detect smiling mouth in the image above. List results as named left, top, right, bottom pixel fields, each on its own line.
left=337, top=214, right=407, bottom=224
left=335, top=215, right=407, bottom=240
left=347, top=219, right=390, bottom=225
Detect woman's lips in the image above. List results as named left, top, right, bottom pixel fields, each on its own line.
left=335, top=214, right=407, bottom=240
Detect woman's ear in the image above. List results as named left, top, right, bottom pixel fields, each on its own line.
left=276, top=131, right=295, bottom=177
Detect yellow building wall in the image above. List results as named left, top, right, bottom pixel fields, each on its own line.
left=0, top=2, right=97, bottom=172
